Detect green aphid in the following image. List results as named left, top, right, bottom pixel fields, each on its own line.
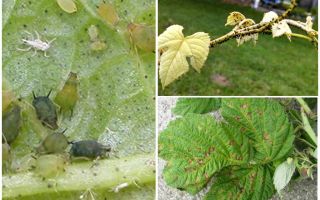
left=2, top=103, right=22, bottom=144
left=35, top=154, right=67, bottom=178
left=37, top=129, right=69, bottom=154
left=70, top=140, right=111, bottom=159
left=54, top=72, right=79, bottom=117
left=32, top=90, right=58, bottom=130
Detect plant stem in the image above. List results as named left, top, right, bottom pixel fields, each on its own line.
left=300, top=108, right=317, bottom=146
left=3, top=153, right=155, bottom=199
left=295, top=97, right=316, bottom=119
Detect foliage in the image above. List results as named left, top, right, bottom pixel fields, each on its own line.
left=159, top=1, right=317, bottom=92
left=173, top=98, right=221, bottom=116
left=159, top=98, right=317, bottom=199
left=2, top=0, right=155, bottom=199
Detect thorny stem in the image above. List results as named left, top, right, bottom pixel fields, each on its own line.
left=3, top=154, right=155, bottom=199
left=210, top=0, right=317, bottom=47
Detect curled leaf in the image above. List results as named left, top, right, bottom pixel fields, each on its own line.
left=261, top=11, right=278, bottom=23
left=234, top=19, right=258, bottom=46
left=272, top=21, right=292, bottom=41
left=225, top=12, right=245, bottom=26
left=158, top=25, right=210, bottom=88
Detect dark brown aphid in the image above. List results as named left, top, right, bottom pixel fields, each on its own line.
left=69, top=140, right=111, bottom=159
left=2, top=103, right=22, bottom=144
left=36, top=129, right=69, bottom=154
left=32, top=90, right=58, bottom=129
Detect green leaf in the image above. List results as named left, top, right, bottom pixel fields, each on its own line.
left=206, top=165, right=275, bottom=200
left=221, top=98, right=294, bottom=162
left=3, top=0, right=155, bottom=199
left=159, top=114, right=250, bottom=194
left=173, top=98, right=221, bottom=116
left=273, top=158, right=296, bottom=194
left=159, top=98, right=295, bottom=199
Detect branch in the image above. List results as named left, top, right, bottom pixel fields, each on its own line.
left=210, top=0, right=305, bottom=47
left=3, top=153, right=155, bottom=199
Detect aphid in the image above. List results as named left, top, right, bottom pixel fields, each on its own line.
left=69, top=140, right=111, bottom=159
left=56, top=0, right=77, bottom=14
left=54, top=72, right=79, bottom=117
left=2, top=103, right=22, bottom=144
left=32, top=90, right=58, bottom=130
left=88, top=25, right=99, bottom=41
left=97, top=2, right=119, bottom=26
left=35, top=154, right=66, bottom=178
left=36, top=129, right=69, bottom=154
left=127, top=23, right=155, bottom=52
left=17, top=31, right=56, bottom=57
left=87, top=25, right=107, bottom=51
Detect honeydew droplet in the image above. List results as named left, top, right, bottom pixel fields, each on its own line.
left=56, top=0, right=77, bottom=14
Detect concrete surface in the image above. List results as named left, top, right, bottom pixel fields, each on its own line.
left=157, top=97, right=317, bottom=200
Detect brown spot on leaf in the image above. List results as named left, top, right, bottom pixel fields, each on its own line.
left=229, top=140, right=236, bottom=146
left=241, top=104, right=248, bottom=109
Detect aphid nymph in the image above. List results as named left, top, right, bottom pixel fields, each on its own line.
left=54, top=72, right=79, bottom=117
left=36, top=129, right=69, bottom=154
left=32, top=90, right=58, bottom=130
left=69, top=140, right=111, bottom=159
left=35, top=154, right=66, bottom=178
left=2, top=103, right=22, bottom=144
left=17, top=31, right=56, bottom=57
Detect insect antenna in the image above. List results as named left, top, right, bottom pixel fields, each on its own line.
left=32, top=91, right=37, bottom=99
left=47, top=89, right=52, bottom=97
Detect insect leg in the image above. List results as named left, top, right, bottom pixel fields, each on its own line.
left=44, top=51, right=50, bottom=58
left=16, top=46, right=32, bottom=51
left=32, top=49, right=38, bottom=57
left=47, top=38, right=56, bottom=45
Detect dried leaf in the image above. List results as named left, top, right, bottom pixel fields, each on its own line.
left=261, top=11, right=278, bottom=23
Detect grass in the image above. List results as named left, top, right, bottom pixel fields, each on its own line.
left=158, top=0, right=318, bottom=96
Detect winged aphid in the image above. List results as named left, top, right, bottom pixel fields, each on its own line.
left=36, top=129, right=69, bottom=154
left=69, top=140, right=111, bottom=159
left=2, top=103, right=22, bottom=144
left=32, top=90, right=58, bottom=129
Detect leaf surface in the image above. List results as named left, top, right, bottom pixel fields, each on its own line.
left=173, top=98, right=221, bottom=116
left=206, top=165, right=275, bottom=200
left=159, top=114, right=250, bottom=194
left=3, top=0, right=155, bottom=199
left=158, top=25, right=210, bottom=88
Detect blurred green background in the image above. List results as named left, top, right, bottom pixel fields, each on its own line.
left=158, top=0, right=318, bottom=96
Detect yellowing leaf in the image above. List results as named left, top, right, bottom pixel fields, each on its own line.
left=272, top=21, right=292, bottom=40
left=97, top=2, right=119, bottom=26
left=234, top=19, right=258, bottom=46
left=261, top=11, right=278, bottom=23
left=158, top=25, right=210, bottom=88
left=56, top=0, right=77, bottom=14
left=225, top=12, right=245, bottom=26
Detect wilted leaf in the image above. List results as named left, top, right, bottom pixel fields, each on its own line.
left=234, top=19, right=258, bottom=46
left=225, top=12, right=245, bottom=26
left=173, top=98, right=221, bottom=116
left=272, top=21, right=292, bottom=40
left=273, top=158, right=296, bottom=194
left=261, top=11, right=278, bottom=23
left=158, top=25, right=210, bottom=88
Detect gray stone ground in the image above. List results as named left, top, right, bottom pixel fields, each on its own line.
left=157, top=97, right=317, bottom=200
